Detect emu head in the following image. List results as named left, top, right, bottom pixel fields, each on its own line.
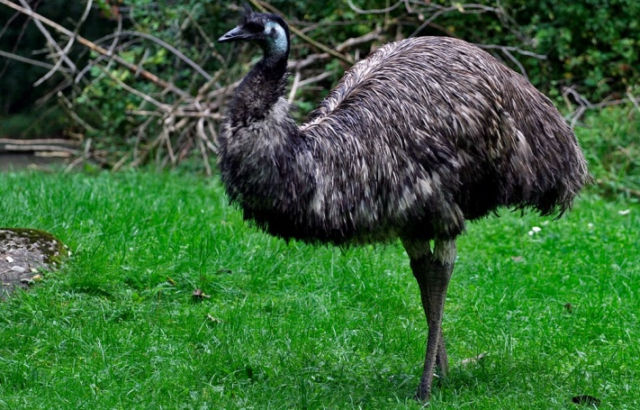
left=218, top=4, right=290, bottom=57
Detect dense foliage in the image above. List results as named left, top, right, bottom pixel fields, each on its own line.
left=3, top=0, right=639, bottom=117
left=514, top=0, right=640, bottom=99
left=0, top=0, right=116, bottom=116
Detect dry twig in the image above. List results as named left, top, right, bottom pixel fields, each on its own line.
left=0, top=0, right=188, bottom=97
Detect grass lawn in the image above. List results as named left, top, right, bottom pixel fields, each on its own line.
left=0, top=170, right=638, bottom=409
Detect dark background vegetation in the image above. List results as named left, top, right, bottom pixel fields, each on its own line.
left=2, top=0, right=638, bottom=109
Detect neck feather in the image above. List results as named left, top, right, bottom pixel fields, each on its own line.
left=229, top=47, right=289, bottom=126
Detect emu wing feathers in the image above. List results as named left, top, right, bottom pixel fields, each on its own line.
left=220, top=36, right=588, bottom=244
left=297, top=37, right=587, bottom=239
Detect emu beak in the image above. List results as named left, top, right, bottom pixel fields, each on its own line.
left=218, top=26, right=251, bottom=43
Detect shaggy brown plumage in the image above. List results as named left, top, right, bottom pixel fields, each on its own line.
left=218, top=6, right=588, bottom=400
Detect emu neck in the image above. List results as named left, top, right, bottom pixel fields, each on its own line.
left=229, top=50, right=289, bottom=126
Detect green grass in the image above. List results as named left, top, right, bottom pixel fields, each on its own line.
left=0, top=170, right=639, bottom=409
left=575, top=106, right=640, bottom=195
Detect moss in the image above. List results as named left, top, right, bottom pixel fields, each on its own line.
left=0, top=228, right=68, bottom=265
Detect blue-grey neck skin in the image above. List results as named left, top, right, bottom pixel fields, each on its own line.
left=263, top=21, right=289, bottom=57
left=254, top=19, right=290, bottom=72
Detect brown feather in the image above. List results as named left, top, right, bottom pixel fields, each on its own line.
left=219, top=24, right=588, bottom=245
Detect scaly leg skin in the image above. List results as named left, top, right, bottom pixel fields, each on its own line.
left=403, top=238, right=456, bottom=401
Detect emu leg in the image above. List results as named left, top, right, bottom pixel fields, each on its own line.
left=403, top=238, right=456, bottom=401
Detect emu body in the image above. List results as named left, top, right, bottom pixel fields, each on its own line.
left=218, top=7, right=588, bottom=400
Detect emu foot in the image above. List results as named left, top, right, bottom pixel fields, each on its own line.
left=414, top=364, right=447, bottom=401
left=414, top=378, right=432, bottom=402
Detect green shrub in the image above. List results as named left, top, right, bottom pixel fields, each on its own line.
left=576, top=106, right=640, bottom=197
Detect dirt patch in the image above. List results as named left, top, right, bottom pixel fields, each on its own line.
left=0, top=228, right=69, bottom=298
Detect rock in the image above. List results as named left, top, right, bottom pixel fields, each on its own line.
left=0, top=228, right=69, bottom=298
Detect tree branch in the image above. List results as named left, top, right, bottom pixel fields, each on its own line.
left=32, top=0, right=93, bottom=86
left=17, top=0, right=76, bottom=72
left=0, top=0, right=189, bottom=98
left=91, top=30, right=213, bottom=81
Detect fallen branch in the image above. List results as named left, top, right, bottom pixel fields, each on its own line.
left=0, top=138, right=80, bottom=146
left=2, top=144, right=80, bottom=154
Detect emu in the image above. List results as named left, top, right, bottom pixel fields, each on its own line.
left=217, top=5, right=588, bottom=400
